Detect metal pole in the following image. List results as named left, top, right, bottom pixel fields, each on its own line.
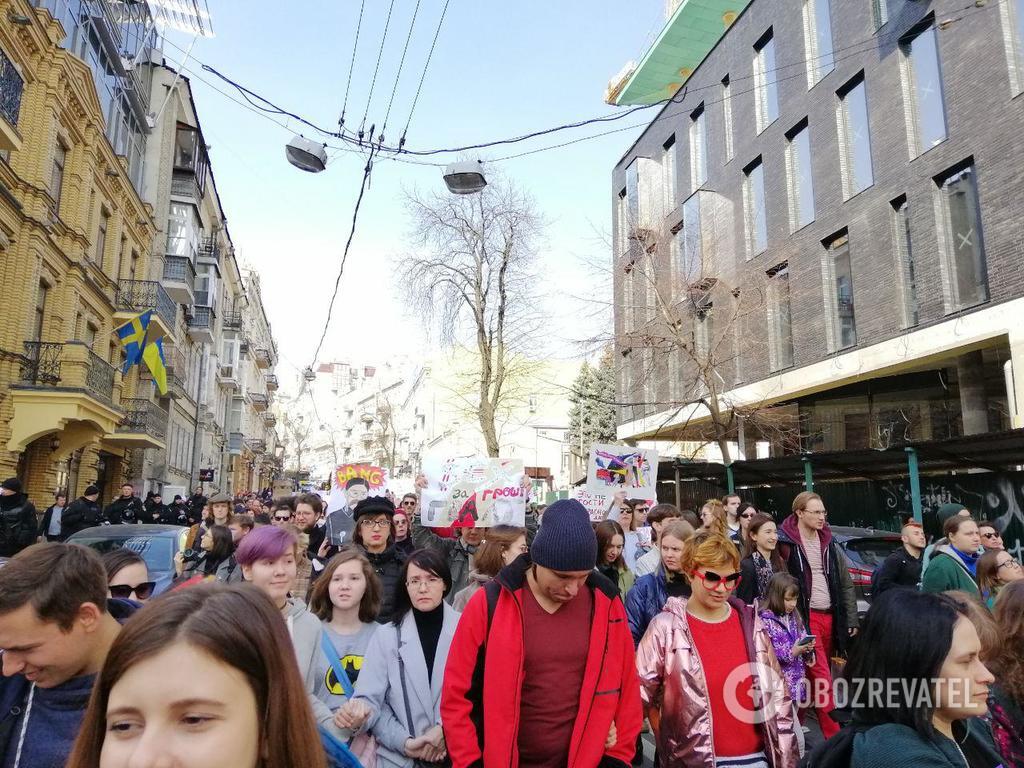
left=189, top=344, right=207, bottom=490
left=905, top=446, right=923, bottom=524
left=726, top=464, right=735, bottom=494
left=674, top=466, right=681, bottom=509
left=802, top=456, right=813, bottom=492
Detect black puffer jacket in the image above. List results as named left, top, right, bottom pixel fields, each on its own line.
left=61, top=496, right=104, bottom=536
left=362, top=545, right=407, bottom=624
left=105, top=495, right=144, bottom=525
left=0, top=492, right=38, bottom=557
left=143, top=500, right=167, bottom=524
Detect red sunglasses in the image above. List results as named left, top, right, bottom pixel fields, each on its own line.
left=692, top=569, right=742, bottom=591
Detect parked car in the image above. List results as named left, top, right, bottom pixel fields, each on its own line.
left=67, top=524, right=189, bottom=597
left=830, top=525, right=904, bottom=618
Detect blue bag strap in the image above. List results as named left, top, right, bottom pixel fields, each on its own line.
left=320, top=631, right=355, bottom=699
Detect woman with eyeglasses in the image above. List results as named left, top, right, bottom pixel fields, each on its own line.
left=738, top=513, right=787, bottom=605
left=977, top=549, right=1023, bottom=609
left=352, top=496, right=407, bottom=624
left=452, top=524, right=527, bottom=611
left=636, top=530, right=796, bottom=768
left=610, top=493, right=650, bottom=571
left=102, top=549, right=155, bottom=602
left=335, top=549, right=459, bottom=767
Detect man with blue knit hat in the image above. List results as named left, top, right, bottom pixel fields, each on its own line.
left=442, top=498, right=642, bottom=768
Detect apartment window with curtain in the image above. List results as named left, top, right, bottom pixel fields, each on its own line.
left=33, top=281, right=48, bottom=342
left=743, top=157, right=767, bottom=257
left=50, top=141, right=67, bottom=216
left=837, top=73, right=874, bottom=199
left=690, top=104, right=707, bottom=190
left=890, top=195, right=919, bottom=327
left=900, top=21, right=947, bottom=156
left=936, top=163, right=988, bottom=309
left=767, top=264, right=794, bottom=370
left=803, top=0, right=835, bottom=86
left=822, top=230, right=857, bottom=350
left=663, top=136, right=677, bottom=213
left=786, top=119, right=815, bottom=230
left=95, top=209, right=109, bottom=265
left=753, top=30, right=779, bottom=133
left=1002, top=0, right=1024, bottom=93
left=722, top=75, right=734, bottom=161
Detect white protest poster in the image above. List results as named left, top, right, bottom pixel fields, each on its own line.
left=421, top=455, right=526, bottom=527
left=571, top=487, right=610, bottom=523
left=586, top=443, right=659, bottom=501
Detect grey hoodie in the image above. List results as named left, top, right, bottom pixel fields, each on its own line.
left=283, top=597, right=343, bottom=738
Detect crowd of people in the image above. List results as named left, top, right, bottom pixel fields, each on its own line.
left=0, top=474, right=1021, bottom=768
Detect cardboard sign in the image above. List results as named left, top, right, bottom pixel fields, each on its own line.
left=571, top=487, right=611, bottom=522
left=586, top=443, right=659, bottom=501
left=420, top=456, right=525, bottom=528
left=326, top=463, right=388, bottom=514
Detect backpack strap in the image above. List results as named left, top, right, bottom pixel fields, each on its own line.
left=320, top=632, right=355, bottom=699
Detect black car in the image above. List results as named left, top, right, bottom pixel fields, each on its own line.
left=68, top=524, right=189, bottom=596
left=830, top=525, right=904, bottom=617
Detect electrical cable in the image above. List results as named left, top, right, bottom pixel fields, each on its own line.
left=339, top=0, right=367, bottom=129
left=380, top=0, right=423, bottom=144
left=360, top=0, right=399, bottom=139
left=400, top=0, right=451, bottom=147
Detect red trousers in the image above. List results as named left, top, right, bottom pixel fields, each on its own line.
left=808, top=610, right=840, bottom=739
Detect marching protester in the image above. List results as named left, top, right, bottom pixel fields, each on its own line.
left=442, top=498, right=642, bottom=768
left=38, top=489, right=68, bottom=543
left=978, top=520, right=1005, bottom=552
left=626, top=518, right=694, bottom=644
left=0, top=543, right=138, bottom=768
left=636, top=531, right=797, bottom=768
left=737, top=512, right=787, bottom=605
left=452, top=524, right=527, bottom=611
left=104, top=483, right=144, bottom=525
left=990, top=580, right=1024, bottom=765
left=271, top=497, right=295, bottom=526
left=595, top=520, right=636, bottom=597
left=102, top=549, right=154, bottom=603
left=392, top=506, right=414, bottom=555
left=922, top=502, right=972, bottom=568
left=0, top=478, right=38, bottom=557
left=284, top=522, right=314, bottom=599
left=632, top=504, right=682, bottom=577
left=723, top=492, right=743, bottom=541
left=977, top=548, right=1023, bottom=608
left=699, top=498, right=730, bottom=539
left=607, top=493, right=650, bottom=571
left=871, top=518, right=926, bottom=596
left=410, top=499, right=482, bottom=599
left=60, top=485, right=103, bottom=537
left=336, top=549, right=460, bottom=767
left=737, top=501, right=758, bottom=544
left=185, top=492, right=232, bottom=550
left=295, top=492, right=327, bottom=557
left=807, top=589, right=1001, bottom=768
left=228, top=512, right=255, bottom=544
left=349, top=496, right=407, bottom=623
left=779, top=491, right=858, bottom=740
left=175, top=524, right=235, bottom=582
left=65, top=583, right=327, bottom=768
left=922, top=514, right=982, bottom=596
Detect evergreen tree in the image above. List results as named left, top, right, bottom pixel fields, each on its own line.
left=568, top=348, right=618, bottom=458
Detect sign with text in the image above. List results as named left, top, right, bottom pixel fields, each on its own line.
left=571, top=487, right=611, bottom=522
left=326, top=463, right=388, bottom=514
left=586, top=443, right=659, bottom=501
left=421, top=456, right=525, bottom=528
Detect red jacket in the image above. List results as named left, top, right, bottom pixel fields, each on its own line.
left=441, top=557, right=642, bottom=768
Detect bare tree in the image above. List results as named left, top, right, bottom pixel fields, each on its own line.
left=280, top=411, right=312, bottom=478
left=399, top=176, right=543, bottom=457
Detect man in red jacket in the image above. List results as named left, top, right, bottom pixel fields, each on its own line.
left=441, top=498, right=642, bottom=768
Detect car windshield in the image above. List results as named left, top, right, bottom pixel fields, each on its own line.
left=844, top=537, right=902, bottom=567
left=74, top=536, right=175, bottom=574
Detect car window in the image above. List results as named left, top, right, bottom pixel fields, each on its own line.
left=73, top=536, right=175, bottom=573
left=843, top=538, right=902, bottom=567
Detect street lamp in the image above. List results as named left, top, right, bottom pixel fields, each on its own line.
left=286, top=135, right=328, bottom=173
left=443, top=160, right=487, bottom=195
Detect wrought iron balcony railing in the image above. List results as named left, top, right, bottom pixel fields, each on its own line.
left=117, top=398, right=167, bottom=439
left=115, top=280, right=176, bottom=329
left=264, top=373, right=278, bottom=391
left=85, top=350, right=116, bottom=405
left=0, top=46, right=23, bottom=129
left=200, top=236, right=221, bottom=262
left=19, top=342, right=62, bottom=385
left=246, top=438, right=267, bottom=453
left=222, top=310, right=243, bottom=330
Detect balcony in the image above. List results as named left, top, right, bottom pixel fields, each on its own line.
left=186, top=305, right=215, bottom=343
left=222, top=310, right=243, bottom=331
left=246, top=438, right=267, bottom=454
left=248, top=392, right=268, bottom=412
left=0, top=47, right=23, bottom=152
left=263, top=412, right=276, bottom=428
left=171, top=170, right=202, bottom=204
left=217, top=363, right=239, bottom=390
left=162, top=255, right=195, bottom=305
left=111, top=398, right=166, bottom=449
left=114, top=280, right=176, bottom=341
left=199, top=236, right=221, bottom=266
left=264, top=373, right=278, bottom=391
left=253, top=347, right=271, bottom=369
left=228, top=431, right=244, bottom=455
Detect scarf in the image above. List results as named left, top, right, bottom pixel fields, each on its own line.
left=950, top=545, right=980, bottom=577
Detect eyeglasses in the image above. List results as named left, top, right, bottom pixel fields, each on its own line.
left=109, top=582, right=156, bottom=600
left=692, top=570, right=742, bottom=591
left=802, top=509, right=828, bottom=517
left=273, top=515, right=292, bottom=522
left=998, top=559, right=1021, bottom=570
left=401, top=500, right=416, bottom=507
left=981, top=532, right=1002, bottom=540
left=739, top=512, right=755, bottom=519
left=406, top=576, right=444, bottom=590
left=635, top=507, right=650, bottom=513
left=360, top=518, right=390, bottom=529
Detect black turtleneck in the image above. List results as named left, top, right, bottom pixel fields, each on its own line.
left=413, top=602, right=445, bottom=682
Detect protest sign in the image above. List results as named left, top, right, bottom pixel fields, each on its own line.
left=326, top=463, right=388, bottom=514
left=421, top=455, right=525, bottom=528
left=586, top=443, right=659, bottom=501
left=571, top=486, right=610, bottom=522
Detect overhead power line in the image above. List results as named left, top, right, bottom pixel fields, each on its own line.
left=380, top=0, right=423, bottom=144
left=339, top=0, right=367, bottom=129
left=360, top=0, right=399, bottom=139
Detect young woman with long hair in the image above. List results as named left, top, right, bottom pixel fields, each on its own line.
left=990, top=580, right=1024, bottom=765
left=737, top=513, right=787, bottom=605
left=595, top=520, right=635, bottom=597
left=65, top=583, right=327, bottom=768
left=977, top=549, right=1024, bottom=608
left=698, top=499, right=729, bottom=539
left=101, top=549, right=155, bottom=603
left=176, top=524, right=234, bottom=581
left=452, top=524, right=527, bottom=611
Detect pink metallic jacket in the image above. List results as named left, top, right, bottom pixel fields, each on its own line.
left=635, top=596, right=798, bottom=768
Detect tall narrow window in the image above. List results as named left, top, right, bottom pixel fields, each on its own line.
left=33, top=281, right=48, bottom=342
left=937, top=163, right=988, bottom=309
left=95, top=209, right=109, bottom=265
left=690, top=104, right=707, bottom=190
left=129, top=251, right=138, bottom=283
left=753, top=30, right=779, bottom=133
left=616, top=189, right=628, bottom=256
left=767, top=264, right=794, bottom=370
left=901, top=22, right=947, bottom=155
left=50, top=141, right=66, bottom=215
left=682, top=194, right=702, bottom=280
left=1002, top=0, right=1024, bottom=93
left=694, top=303, right=712, bottom=359
left=822, top=231, right=857, bottom=350
left=115, top=236, right=126, bottom=280
left=873, top=0, right=889, bottom=29
left=786, top=120, right=815, bottom=230
left=803, top=0, right=835, bottom=86
left=890, top=195, right=919, bottom=327
left=663, top=136, right=677, bottom=213
left=837, top=74, right=874, bottom=198
left=743, top=157, right=767, bottom=257
left=722, top=75, right=734, bottom=161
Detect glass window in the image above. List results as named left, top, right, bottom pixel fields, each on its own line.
left=901, top=24, right=947, bottom=154
left=873, top=0, right=889, bottom=28
left=663, top=136, right=677, bottom=213
left=824, top=232, right=857, bottom=350
left=768, top=265, right=794, bottom=370
left=1004, top=0, right=1024, bottom=93
left=722, top=75, right=734, bottom=161
left=938, top=164, right=988, bottom=308
left=694, top=304, right=712, bottom=359
left=690, top=104, right=707, bottom=190
left=743, top=158, right=767, bottom=257
left=50, top=141, right=66, bottom=214
left=838, top=75, right=873, bottom=198
left=33, top=281, right=48, bottom=342
left=786, top=121, right=815, bottom=230
left=95, top=209, right=109, bottom=265
left=625, top=162, right=639, bottom=234
left=754, top=30, right=779, bottom=133
left=616, top=189, right=628, bottom=256
left=804, top=0, right=835, bottom=86
left=166, top=202, right=201, bottom=261
left=890, top=196, right=919, bottom=327
left=682, top=194, right=702, bottom=281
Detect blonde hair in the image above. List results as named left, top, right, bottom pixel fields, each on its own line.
left=680, top=530, right=740, bottom=577
left=700, top=499, right=729, bottom=538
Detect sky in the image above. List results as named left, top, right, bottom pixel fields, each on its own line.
left=162, top=0, right=665, bottom=385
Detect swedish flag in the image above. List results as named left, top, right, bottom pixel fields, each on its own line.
left=142, top=336, right=168, bottom=396
left=115, top=311, right=152, bottom=374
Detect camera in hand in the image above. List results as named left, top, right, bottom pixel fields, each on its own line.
left=182, top=548, right=201, bottom=561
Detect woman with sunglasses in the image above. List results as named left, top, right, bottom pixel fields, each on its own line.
left=636, top=530, right=796, bottom=768
left=452, top=524, right=528, bottom=611
left=392, top=509, right=415, bottom=556
left=977, top=549, right=1024, bottom=608
left=102, top=549, right=155, bottom=602
left=352, top=497, right=407, bottom=623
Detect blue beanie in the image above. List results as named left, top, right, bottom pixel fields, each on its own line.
left=530, top=499, right=597, bottom=571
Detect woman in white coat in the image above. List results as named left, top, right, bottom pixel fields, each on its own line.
left=336, top=548, right=460, bottom=766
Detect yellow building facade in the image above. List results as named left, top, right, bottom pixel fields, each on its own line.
left=0, top=1, right=168, bottom=506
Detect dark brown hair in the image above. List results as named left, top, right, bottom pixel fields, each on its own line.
left=765, top=572, right=802, bottom=617
left=66, top=583, right=326, bottom=768
left=742, top=513, right=786, bottom=573
left=474, top=525, right=527, bottom=577
left=271, top=496, right=296, bottom=514
left=595, top=521, right=627, bottom=571
left=993, top=580, right=1024, bottom=700
left=392, top=549, right=451, bottom=626
left=0, top=543, right=108, bottom=629
left=229, top=513, right=255, bottom=532
left=100, top=549, right=146, bottom=584
left=943, top=514, right=975, bottom=538
left=296, top=493, right=323, bottom=516
left=308, top=548, right=382, bottom=623
left=944, top=589, right=999, bottom=662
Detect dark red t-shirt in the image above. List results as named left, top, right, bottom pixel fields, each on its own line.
left=688, top=608, right=763, bottom=758
left=517, top=583, right=593, bottom=767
